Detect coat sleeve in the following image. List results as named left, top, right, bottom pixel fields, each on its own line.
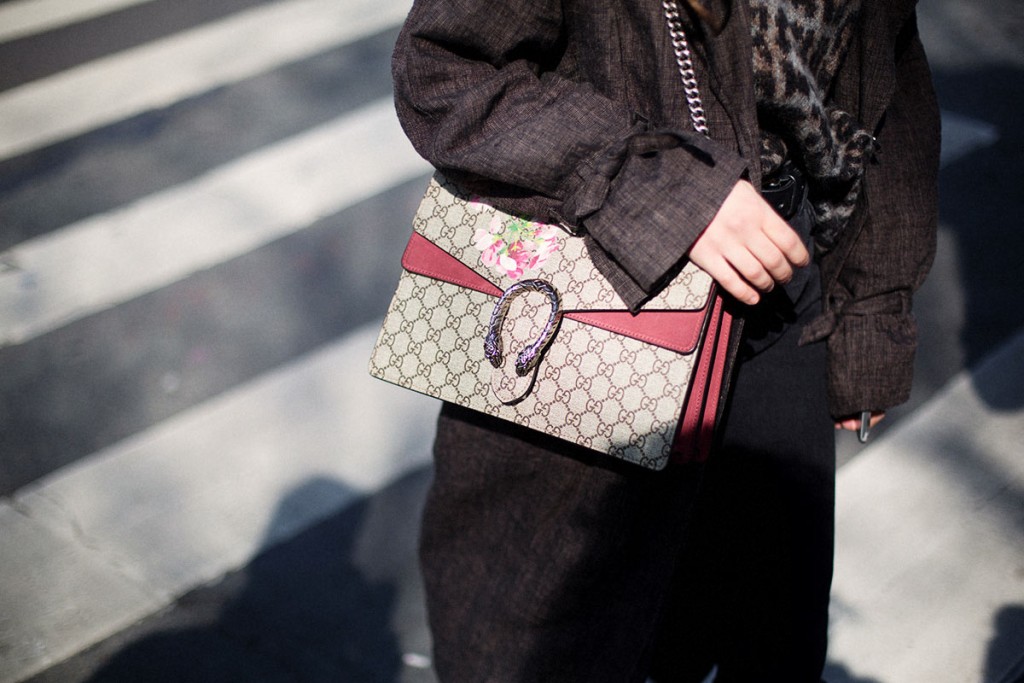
left=811, top=13, right=941, bottom=417
left=391, top=0, right=747, bottom=309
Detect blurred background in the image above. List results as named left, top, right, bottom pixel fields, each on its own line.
left=0, top=0, right=1021, bottom=681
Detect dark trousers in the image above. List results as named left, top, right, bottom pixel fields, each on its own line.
left=649, top=315, right=836, bottom=683
left=420, top=206, right=835, bottom=682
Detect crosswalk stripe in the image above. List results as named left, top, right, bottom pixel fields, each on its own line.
left=0, top=23, right=399, bottom=250
left=0, top=0, right=156, bottom=43
left=2, top=321, right=440, bottom=683
left=0, top=174, right=427, bottom=494
left=939, top=110, right=1000, bottom=168
left=0, top=0, right=412, bottom=160
left=0, top=97, right=430, bottom=347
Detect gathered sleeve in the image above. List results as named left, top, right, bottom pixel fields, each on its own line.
left=804, top=12, right=941, bottom=417
left=392, top=0, right=748, bottom=309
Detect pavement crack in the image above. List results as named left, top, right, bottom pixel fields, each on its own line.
left=0, top=254, right=20, bottom=273
left=17, top=488, right=93, bottom=546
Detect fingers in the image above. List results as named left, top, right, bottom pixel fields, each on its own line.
left=835, top=411, right=886, bottom=431
left=762, top=211, right=811, bottom=269
left=738, top=228, right=796, bottom=289
left=835, top=417, right=858, bottom=431
left=688, top=180, right=810, bottom=305
left=691, top=251, right=762, bottom=305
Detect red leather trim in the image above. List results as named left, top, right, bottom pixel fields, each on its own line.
left=695, top=304, right=733, bottom=461
left=671, top=292, right=726, bottom=464
left=563, top=310, right=703, bottom=354
left=402, top=232, right=502, bottom=297
left=401, top=231, right=707, bottom=354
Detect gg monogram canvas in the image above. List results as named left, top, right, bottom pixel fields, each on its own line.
left=369, top=173, right=732, bottom=470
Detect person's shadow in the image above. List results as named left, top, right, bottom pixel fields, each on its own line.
left=928, top=64, right=1024, bottom=411
left=74, top=470, right=435, bottom=682
left=984, top=605, right=1024, bottom=683
left=821, top=662, right=884, bottom=683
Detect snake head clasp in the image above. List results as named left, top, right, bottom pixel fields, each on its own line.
left=483, top=279, right=563, bottom=377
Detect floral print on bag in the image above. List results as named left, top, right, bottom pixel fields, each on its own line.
left=470, top=204, right=562, bottom=280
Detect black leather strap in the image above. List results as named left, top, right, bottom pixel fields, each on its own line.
left=761, top=162, right=807, bottom=220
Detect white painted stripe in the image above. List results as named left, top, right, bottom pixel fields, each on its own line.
left=0, top=0, right=412, bottom=160
left=0, top=0, right=155, bottom=43
left=939, top=109, right=1000, bottom=168
left=3, top=321, right=440, bottom=683
left=0, top=98, right=431, bottom=346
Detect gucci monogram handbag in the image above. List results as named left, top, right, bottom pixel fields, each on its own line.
left=368, top=1, right=735, bottom=470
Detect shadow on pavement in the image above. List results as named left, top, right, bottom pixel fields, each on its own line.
left=28, top=468, right=436, bottom=683
left=822, top=661, right=884, bottom=683
left=826, top=601, right=1024, bottom=683
left=930, top=64, right=1024, bottom=410
left=986, top=605, right=1024, bottom=683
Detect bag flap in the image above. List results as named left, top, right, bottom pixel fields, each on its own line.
left=402, top=231, right=708, bottom=355
left=413, top=173, right=715, bottom=313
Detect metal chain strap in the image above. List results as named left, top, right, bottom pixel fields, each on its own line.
left=661, top=0, right=710, bottom=137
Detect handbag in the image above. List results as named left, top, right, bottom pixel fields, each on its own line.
left=368, top=1, right=735, bottom=470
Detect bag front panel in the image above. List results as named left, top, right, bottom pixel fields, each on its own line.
left=369, top=271, right=696, bottom=469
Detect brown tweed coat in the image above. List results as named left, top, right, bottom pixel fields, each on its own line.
left=392, top=0, right=940, bottom=417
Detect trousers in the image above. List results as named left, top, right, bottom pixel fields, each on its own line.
left=419, top=202, right=836, bottom=682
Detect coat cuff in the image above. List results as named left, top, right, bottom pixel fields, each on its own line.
left=824, top=312, right=918, bottom=417
left=561, top=131, right=747, bottom=311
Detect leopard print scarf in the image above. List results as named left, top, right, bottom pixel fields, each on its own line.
left=749, top=0, right=873, bottom=247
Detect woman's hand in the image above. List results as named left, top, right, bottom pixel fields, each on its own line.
left=687, top=180, right=810, bottom=305
left=835, top=411, right=886, bottom=432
